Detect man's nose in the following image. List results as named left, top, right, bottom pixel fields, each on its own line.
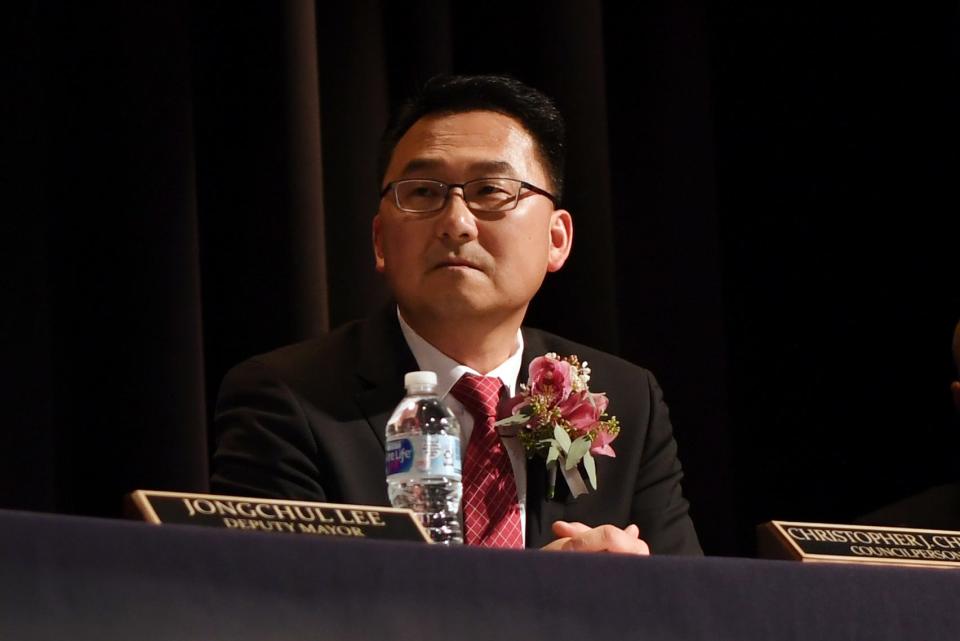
left=434, top=188, right=478, bottom=241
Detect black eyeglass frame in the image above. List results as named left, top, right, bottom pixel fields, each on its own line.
left=379, top=177, right=559, bottom=213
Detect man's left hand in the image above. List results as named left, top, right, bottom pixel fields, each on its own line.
left=541, top=520, right=651, bottom=555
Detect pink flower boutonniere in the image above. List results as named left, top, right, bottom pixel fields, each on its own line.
left=496, top=353, right=620, bottom=499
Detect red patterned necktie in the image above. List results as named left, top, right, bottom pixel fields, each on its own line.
left=449, top=373, right=523, bottom=549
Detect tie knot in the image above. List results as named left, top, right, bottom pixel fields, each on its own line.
left=449, top=374, right=502, bottom=421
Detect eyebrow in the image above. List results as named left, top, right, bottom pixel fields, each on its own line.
left=399, top=159, right=519, bottom=177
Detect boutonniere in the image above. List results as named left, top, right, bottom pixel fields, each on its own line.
left=496, top=353, right=620, bottom=499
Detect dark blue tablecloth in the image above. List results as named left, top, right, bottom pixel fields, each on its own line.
left=1, top=508, right=958, bottom=640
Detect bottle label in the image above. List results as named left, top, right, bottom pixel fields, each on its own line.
left=385, top=435, right=461, bottom=480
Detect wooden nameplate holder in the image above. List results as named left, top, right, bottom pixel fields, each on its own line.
left=126, top=490, right=431, bottom=543
left=758, top=520, right=960, bottom=569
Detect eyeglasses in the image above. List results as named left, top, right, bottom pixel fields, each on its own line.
left=380, top=178, right=558, bottom=213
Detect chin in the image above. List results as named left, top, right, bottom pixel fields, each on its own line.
left=404, top=294, right=497, bottom=321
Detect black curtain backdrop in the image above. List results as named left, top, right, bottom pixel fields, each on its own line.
left=5, top=0, right=959, bottom=556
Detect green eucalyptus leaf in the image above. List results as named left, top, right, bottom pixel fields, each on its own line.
left=494, top=413, right=531, bottom=427
left=546, top=444, right=560, bottom=465
left=583, top=451, right=597, bottom=490
left=564, top=436, right=591, bottom=471
left=553, top=425, right=572, bottom=451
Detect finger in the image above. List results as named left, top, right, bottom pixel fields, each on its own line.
left=541, top=536, right=572, bottom=552
left=554, top=521, right=640, bottom=540
left=551, top=520, right=592, bottom=537
left=635, top=538, right=651, bottom=555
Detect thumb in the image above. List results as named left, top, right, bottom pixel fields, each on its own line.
left=552, top=521, right=591, bottom=537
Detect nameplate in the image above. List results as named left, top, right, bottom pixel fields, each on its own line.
left=758, top=520, right=960, bottom=569
left=127, top=490, right=431, bottom=543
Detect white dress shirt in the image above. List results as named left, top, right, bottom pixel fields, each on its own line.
left=397, top=309, right=528, bottom=543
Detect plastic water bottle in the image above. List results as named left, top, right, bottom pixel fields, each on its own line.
left=385, top=371, right=463, bottom=544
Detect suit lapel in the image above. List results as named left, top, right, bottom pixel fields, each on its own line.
left=354, top=305, right=419, bottom=450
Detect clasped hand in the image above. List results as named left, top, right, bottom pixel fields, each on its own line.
left=542, top=520, right=650, bottom=555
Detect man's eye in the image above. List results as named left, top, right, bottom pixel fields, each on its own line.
left=407, top=185, right=442, bottom=198
left=476, top=184, right=508, bottom=195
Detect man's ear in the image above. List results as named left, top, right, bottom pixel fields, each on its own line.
left=546, top=209, right=573, bottom=273
left=372, top=214, right=385, bottom=273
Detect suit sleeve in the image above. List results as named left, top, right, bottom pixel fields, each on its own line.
left=631, top=372, right=703, bottom=555
left=210, top=359, right=327, bottom=501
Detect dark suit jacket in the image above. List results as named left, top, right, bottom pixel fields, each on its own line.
left=856, top=483, right=960, bottom=531
left=211, top=307, right=702, bottom=554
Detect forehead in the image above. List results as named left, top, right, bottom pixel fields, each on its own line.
left=385, top=110, right=547, bottom=184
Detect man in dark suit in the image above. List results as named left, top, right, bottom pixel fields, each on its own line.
left=212, top=74, right=701, bottom=555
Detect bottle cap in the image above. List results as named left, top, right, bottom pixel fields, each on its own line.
left=404, top=371, right=438, bottom=391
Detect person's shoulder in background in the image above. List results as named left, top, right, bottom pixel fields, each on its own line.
left=856, top=483, right=960, bottom=531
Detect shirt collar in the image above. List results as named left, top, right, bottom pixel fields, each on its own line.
left=396, top=308, right=524, bottom=398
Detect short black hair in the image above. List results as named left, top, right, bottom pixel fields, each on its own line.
left=378, top=74, right=566, bottom=202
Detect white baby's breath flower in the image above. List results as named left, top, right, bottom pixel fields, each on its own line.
left=568, top=355, right=591, bottom=392
left=579, top=362, right=591, bottom=384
